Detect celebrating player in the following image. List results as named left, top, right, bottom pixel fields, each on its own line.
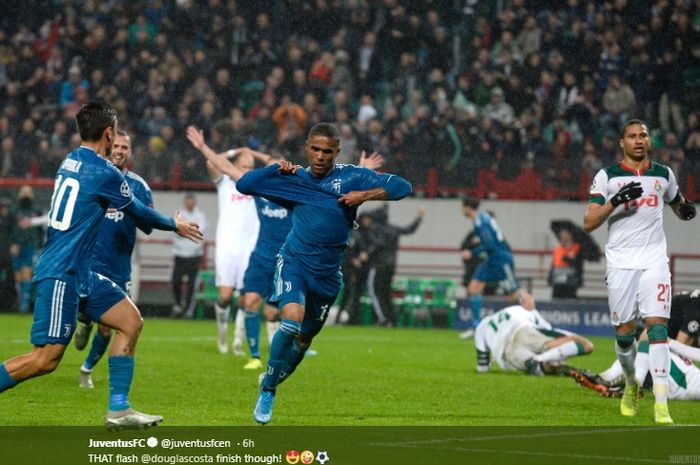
left=73, top=130, right=155, bottom=389
left=237, top=122, right=411, bottom=424
left=583, top=119, right=696, bottom=424
left=187, top=126, right=384, bottom=370
left=0, top=102, right=203, bottom=429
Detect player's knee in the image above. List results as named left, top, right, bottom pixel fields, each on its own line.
left=615, top=332, right=636, bottom=349
left=581, top=339, right=594, bottom=353
left=647, top=324, right=668, bottom=343
left=242, top=295, right=261, bottom=312
left=121, top=312, right=143, bottom=337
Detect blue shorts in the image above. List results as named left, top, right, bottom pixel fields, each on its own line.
left=242, top=250, right=276, bottom=298
left=474, top=257, right=519, bottom=293
left=270, top=254, right=340, bottom=339
left=31, top=272, right=126, bottom=345
left=12, top=246, right=36, bottom=271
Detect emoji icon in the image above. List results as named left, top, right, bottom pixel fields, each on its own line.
left=300, top=451, right=314, bottom=465
left=286, top=450, right=300, bottom=465
left=316, top=451, right=329, bottom=464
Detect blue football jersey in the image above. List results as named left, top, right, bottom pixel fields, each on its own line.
left=91, top=170, right=154, bottom=287
left=238, top=163, right=411, bottom=275
left=253, top=196, right=292, bottom=260
left=33, top=146, right=134, bottom=295
left=471, top=210, right=513, bottom=262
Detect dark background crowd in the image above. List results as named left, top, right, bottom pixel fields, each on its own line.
left=1, top=0, right=699, bottom=198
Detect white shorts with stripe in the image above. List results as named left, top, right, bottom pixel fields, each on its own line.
left=606, top=265, right=671, bottom=326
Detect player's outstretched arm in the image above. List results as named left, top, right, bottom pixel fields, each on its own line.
left=186, top=126, right=245, bottom=181
left=122, top=196, right=202, bottom=243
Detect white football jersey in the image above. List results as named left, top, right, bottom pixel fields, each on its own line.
left=668, top=352, right=700, bottom=401
left=588, top=161, right=680, bottom=269
left=475, top=305, right=547, bottom=370
left=215, top=175, right=259, bottom=258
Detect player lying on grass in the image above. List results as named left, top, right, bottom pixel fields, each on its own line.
left=475, top=290, right=594, bottom=375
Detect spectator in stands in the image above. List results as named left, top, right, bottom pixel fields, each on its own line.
left=59, top=65, right=89, bottom=109
left=171, top=193, right=207, bottom=319
left=0, top=0, right=697, bottom=201
left=601, top=74, right=636, bottom=132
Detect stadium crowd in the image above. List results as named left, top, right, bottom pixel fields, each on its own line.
left=0, top=0, right=699, bottom=197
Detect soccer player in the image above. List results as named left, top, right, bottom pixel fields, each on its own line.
left=207, top=139, right=260, bottom=356
left=575, top=290, right=700, bottom=393
left=583, top=119, right=696, bottom=424
left=236, top=122, right=412, bottom=424
left=575, top=350, right=700, bottom=402
left=187, top=126, right=383, bottom=369
left=475, top=290, right=593, bottom=375
left=73, top=130, right=155, bottom=389
left=187, top=126, right=285, bottom=369
left=459, top=197, right=520, bottom=339
left=0, top=102, right=203, bottom=428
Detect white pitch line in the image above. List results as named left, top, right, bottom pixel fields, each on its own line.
left=431, top=447, right=666, bottom=464
left=369, top=426, right=676, bottom=447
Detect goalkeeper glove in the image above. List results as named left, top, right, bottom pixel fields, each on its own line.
left=610, top=181, right=643, bottom=207
left=679, top=201, right=696, bottom=221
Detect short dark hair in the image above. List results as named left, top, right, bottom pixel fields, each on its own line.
left=307, top=122, right=340, bottom=143
left=462, top=196, right=480, bottom=210
left=620, top=119, right=647, bottom=138
left=76, top=102, right=117, bottom=142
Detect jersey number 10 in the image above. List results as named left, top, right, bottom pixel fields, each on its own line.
left=48, top=175, right=80, bottom=231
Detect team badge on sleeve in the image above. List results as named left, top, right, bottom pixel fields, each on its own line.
left=120, top=180, right=131, bottom=197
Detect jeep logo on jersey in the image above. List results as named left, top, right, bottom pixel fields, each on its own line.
left=120, top=180, right=131, bottom=197
left=261, top=204, right=288, bottom=219
left=105, top=208, right=125, bottom=222
left=331, top=178, right=342, bottom=193
left=624, top=194, right=658, bottom=210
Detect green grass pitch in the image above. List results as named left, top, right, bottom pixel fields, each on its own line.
left=1, top=313, right=700, bottom=427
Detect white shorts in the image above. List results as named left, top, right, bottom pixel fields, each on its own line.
left=215, top=250, right=252, bottom=289
left=503, top=325, right=552, bottom=371
left=606, top=266, right=671, bottom=326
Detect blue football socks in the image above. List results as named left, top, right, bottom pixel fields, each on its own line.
left=0, top=364, right=17, bottom=393
left=470, top=294, right=483, bottom=328
left=278, top=340, right=308, bottom=385
left=244, top=311, right=261, bottom=358
left=108, top=356, right=134, bottom=411
left=262, top=319, right=300, bottom=391
left=84, top=331, right=111, bottom=370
